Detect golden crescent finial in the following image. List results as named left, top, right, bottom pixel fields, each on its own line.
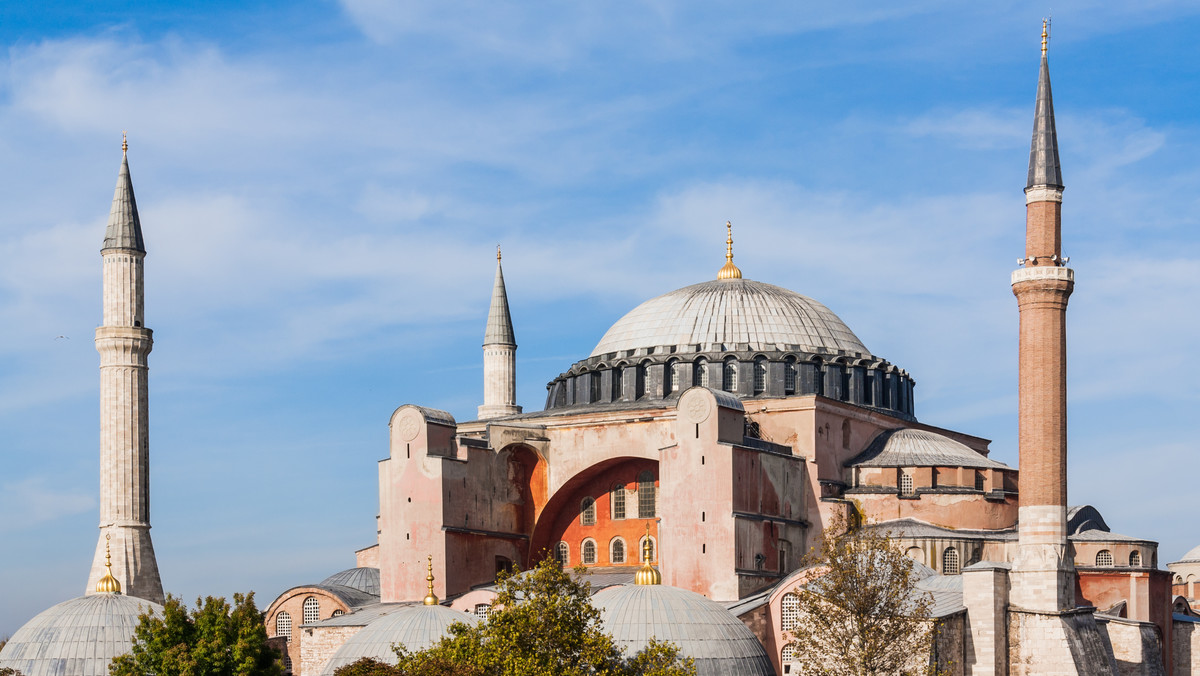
left=497, top=245, right=502, bottom=261
left=717, top=220, right=742, bottom=280
left=96, top=533, right=122, bottom=594
left=423, top=555, right=439, bottom=605
left=1041, top=18, right=1049, bottom=56
left=122, top=131, right=128, bottom=154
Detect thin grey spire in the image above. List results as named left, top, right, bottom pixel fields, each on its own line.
left=1027, top=40, right=1063, bottom=190
left=484, top=247, right=516, bottom=346
left=103, top=144, right=146, bottom=252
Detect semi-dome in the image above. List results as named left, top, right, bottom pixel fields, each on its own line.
left=592, top=583, right=775, bottom=676
left=320, top=567, right=380, bottom=597
left=0, top=594, right=162, bottom=676
left=846, top=428, right=1011, bottom=470
left=592, top=278, right=869, bottom=358
left=319, top=604, right=479, bottom=675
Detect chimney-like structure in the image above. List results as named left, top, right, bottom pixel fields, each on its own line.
left=86, top=136, right=164, bottom=604
left=478, top=247, right=521, bottom=419
left=1009, top=23, right=1075, bottom=612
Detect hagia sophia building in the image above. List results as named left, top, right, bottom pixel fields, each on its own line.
left=4, top=23, right=1200, bottom=676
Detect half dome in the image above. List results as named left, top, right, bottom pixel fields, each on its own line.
left=0, top=594, right=162, bottom=676
left=846, top=428, right=1010, bottom=470
left=592, top=279, right=869, bottom=358
left=319, top=567, right=381, bottom=597
left=319, top=604, right=479, bottom=675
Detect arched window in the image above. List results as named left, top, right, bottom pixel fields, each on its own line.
left=555, top=541, right=569, bottom=566
left=637, top=470, right=656, bottom=518
left=284, top=655, right=292, bottom=672
left=781, top=593, right=800, bottom=631
left=332, top=609, right=345, bottom=618
left=666, top=359, right=680, bottom=395
left=753, top=357, right=767, bottom=394
left=589, top=371, right=601, bottom=402
left=613, top=366, right=624, bottom=400
left=611, top=484, right=626, bottom=520
left=474, top=603, right=492, bottom=620
left=303, top=597, right=320, bottom=625
left=899, top=471, right=914, bottom=497
left=580, top=497, right=596, bottom=526
left=942, top=547, right=960, bottom=575
left=723, top=358, right=738, bottom=392
left=636, top=361, right=649, bottom=399
left=1176, top=575, right=1185, bottom=585
left=906, top=547, right=925, bottom=564
left=1096, top=550, right=1114, bottom=567
left=781, top=643, right=797, bottom=665
left=841, top=419, right=851, bottom=449
left=975, top=471, right=986, bottom=491
left=1129, top=551, right=1141, bottom=567
left=784, top=357, right=797, bottom=395
left=582, top=539, right=597, bottom=564
left=639, top=536, right=655, bottom=563
left=276, top=610, right=292, bottom=639
left=611, top=538, right=626, bottom=564
left=695, top=358, right=709, bottom=388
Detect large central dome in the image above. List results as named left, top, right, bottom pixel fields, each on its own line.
left=591, top=278, right=869, bottom=358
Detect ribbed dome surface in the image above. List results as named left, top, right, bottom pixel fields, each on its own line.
left=591, top=279, right=868, bottom=358
left=1178, top=545, right=1200, bottom=564
left=846, top=428, right=1010, bottom=470
left=592, top=584, right=775, bottom=676
left=319, top=604, right=478, bottom=675
left=0, top=594, right=162, bottom=676
left=319, top=567, right=380, bottom=597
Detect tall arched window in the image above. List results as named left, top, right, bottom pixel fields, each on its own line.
left=666, top=359, right=680, bottom=395
left=580, top=497, right=596, bottom=526
left=784, top=357, right=797, bottom=395
left=275, top=610, right=292, bottom=639
left=639, top=536, right=655, bottom=563
left=1130, top=551, right=1142, bottom=567
left=582, top=539, right=597, bottom=564
left=637, top=471, right=656, bottom=518
left=613, top=366, right=624, bottom=401
left=753, top=357, right=767, bottom=394
left=611, top=484, right=626, bottom=520
left=942, top=547, right=960, bottom=575
left=723, top=358, right=738, bottom=392
left=975, top=471, right=986, bottom=491
left=781, top=593, right=800, bottom=631
left=899, top=471, right=914, bottom=497
left=611, top=538, right=626, bottom=564
left=555, top=541, right=569, bottom=566
left=1096, top=550, right=1114, bottom=567
left=695, top=358, right=709, bottom=388
left=589, top=371, right=601, bottom=402
left=636, top=361, right=649, bottom=399
left=906, top=546, right=925, bottom=564
left=303, top=597, right=320, bottom=625
left=781, top=644, right=797, bottom=665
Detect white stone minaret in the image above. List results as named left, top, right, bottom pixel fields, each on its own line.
left=478, top=247, right=521, bottom=419
left=85, top=136, right=164, bottom=604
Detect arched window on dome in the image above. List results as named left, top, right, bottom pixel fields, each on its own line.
left=613, top=366, right=624, bottom=401
left=555, top=541, right=569, bottom=566
left=580, top=497, right=596, bottom=526
left=942, top=547, right=960, bottom=575
left=811, top=358, right=825, bottom=397
left=723, top=358, right=738, bottom=393
left=303, top=597, right=320, bottom=625
left=276, top=610, right=292, bottom=639
left=636, top=361, right=649, bottom=399
left=781, top=593, right=800, bottom=631
left=589, top=371, right=601, bottom=403
left=665, top=359, right=679, bottom=396
left=753, top=356, right=767, bottom=395
left=582, top=539, right=597, bottom=565
left=695, top=358, right=709, bottom=388
left=975, top=470, right=986, bottom=491
left=611, top=538, right=626, bottom=564
left=906, top=546, right=925, bottom=565
left=611, top=483, right=626, bottom=520
left=1129, top=550, right=1141, bottom=567
left=638, top=470, right=656, bottom=518
left=1096, top=550, right=1113, bottom=567
left=784, top=357, right=797, bottom=395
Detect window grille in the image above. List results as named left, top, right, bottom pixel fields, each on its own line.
left=1130, top=551, right=1141, bottom=567
left=580, top=497, right=596, bottom=526
left=611, top=538, right=626, bottom=564
left=975, top=471, right=986, bottom=491
left=781, top=643, right=797, bottom=664
left=1096, top=550, right=1113, bottom=567
left=555, top=541, right=569, bottom=565
left=667, top=360, right=681, bottom=395
left=637, top=471, right=656, bottom=518
left=611, top=484, right=626, bottom=520
left=942, top=547, right=960, bottom=575
left=474, top=603, right=492, bottom=620
left=284, top=655, right=292, bottom=672
left=899, top=472, right=914, bottom=496
left=781, top=593, right=800, bottom=631
left=303, top=597, right=320, bottom=625
left=332, top=609, right=344, bottom=617
left=276, top=610, right=292, bottom=638
left=723, top=359, right=738, bottom=392
left=784, top=358, right=797, bottom=394
left=753, top=357, right=767, bottom=394
left=695, top=359, right=709, bottom=388
left=582, top=539, right=597, bottom=564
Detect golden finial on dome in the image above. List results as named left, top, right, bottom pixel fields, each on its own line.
left=423, top=555, right=439, bottom=605
left=634, top=524, right=661, bottom=586
left=717, top=221, right=742, bottom=280
left=1041, top=18, right=1049, bottom=57
left=122, top=131, right=128, bottom=154
left=96, top=534, right=122, bottom=594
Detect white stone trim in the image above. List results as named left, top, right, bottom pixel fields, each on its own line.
left=1011, top=266, right=1073, bottom=285
left=1024, top=186, right=1064, bottom=203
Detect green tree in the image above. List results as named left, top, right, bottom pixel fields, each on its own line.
left=0, top=667, right=24, bottom=676
left=785, top=511, right=946, bottom=676
left=110, top=592, right=282, bottom=676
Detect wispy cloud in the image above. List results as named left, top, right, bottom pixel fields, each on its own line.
left=0, top=477, right=95, bottom=532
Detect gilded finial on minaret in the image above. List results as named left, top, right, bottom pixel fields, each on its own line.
left=1041, top=18, right=1049, bottom=56
left=497, top=244, right=502, bottom=261
left=634, top=524, right=661, bottom=585
left=122, top=131, right=128, bottom=154
left=423, top=555, right=439, bottom=605
left=96, top=535, right=122, bottom=594
left=717, top=221, right=742, bottom=280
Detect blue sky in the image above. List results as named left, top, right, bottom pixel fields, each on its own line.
left=2, top=1, right=1199, bottom=636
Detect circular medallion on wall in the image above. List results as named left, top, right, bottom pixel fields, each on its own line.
left=396, top=408, right=423, bottom=441
left=679, top=388, right=712, bottom=423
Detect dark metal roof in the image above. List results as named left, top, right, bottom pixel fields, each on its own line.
left=483, top=257, right=516, bottom=346
left=319, top=567, right=380, bottom=598
left=846, top=428, right=1011, bottom=470
left=1027, top=53, right=1064, bottom=190
left=103, top=153, right=146, bottom=252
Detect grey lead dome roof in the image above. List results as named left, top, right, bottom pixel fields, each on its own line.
left=592, top=584, right=775, bottom=676
left=846, top=428, right=1011, bottom=470
left=0, top=594, right=162, bottom=676
left=591, top=278, right=870, bottom=358
left=319, top=567, right=381, bottom=597
left=319, top=604, right=479, bottom=675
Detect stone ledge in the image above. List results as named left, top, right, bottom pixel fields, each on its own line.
left=1011, top=266, right=1074, bottom=285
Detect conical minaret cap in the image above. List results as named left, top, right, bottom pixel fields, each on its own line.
left=483, top=246, right=516, bottom=346
left=1027, top=21, right=1063, bottom=191
left=103, top=134, right=146, bottom=252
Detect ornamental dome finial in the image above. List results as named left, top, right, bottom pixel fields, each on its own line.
left=717, top=221, right=742, bottom=280
left=423, top=555, right=439, bottom=605
left=635, top=524, right=661, bottom=585
left=1041, top=18, right=1049, bottom=57
left=96, top=534, right=122, bottom=594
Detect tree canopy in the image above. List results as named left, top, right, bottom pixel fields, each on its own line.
left=335, top=557, right=694, bottom=676
left=785, top=511, right=944, bottom=676
left=109, top=592, right=282, bottom=676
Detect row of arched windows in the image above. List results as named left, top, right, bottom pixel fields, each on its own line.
left=555, top=536, right=655, bottom=566
left=274, top=596, right=343, bottom=639
left=579, top=472, right=656, bottom=525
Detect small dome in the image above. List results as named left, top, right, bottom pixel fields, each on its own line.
left=591, top=279, right=869, bottom=358
left=592, top=584, right=775, bottom=676
left=846, top=428, right=1011, bottom=470
left=0, top=594, right=163, bottom=676
left=319, top=567, right=381, bottom=597
left=1177, top=545, right=1200, bottom=564
left=319, top=604, right=479, bottom=675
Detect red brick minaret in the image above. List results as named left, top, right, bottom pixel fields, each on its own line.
left=1010, top=21, right=1075, bottom=612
